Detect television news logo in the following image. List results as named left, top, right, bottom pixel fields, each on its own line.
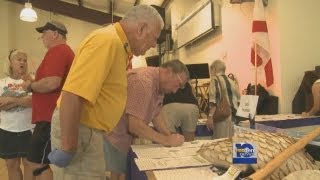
left=232, top=142, right=257, bottom=164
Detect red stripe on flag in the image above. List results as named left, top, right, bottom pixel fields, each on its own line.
left=251, top=0, right=274, bottom=87
left=251, top=48, right=263, bottom=66
left=252, top=21, right=268, bottom=33
left=264, top=59, right=274, bottom=87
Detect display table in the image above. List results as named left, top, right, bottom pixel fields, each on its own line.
left=195, top=119, right=213, bottom=137
left=254, top=114, right=320, bottom=129
left=127, top=121, right=212, bottom=180
left=126, top=141, right=214, bottom=180
left=240, top=114, right=320, bottom=161
left=126, top=149, right=147, bottom=180
left=127, top=115, right=320, bottom=180
left=239, top=114, right=320, bottom=140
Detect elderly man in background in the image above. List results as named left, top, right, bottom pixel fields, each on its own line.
left=104, top=60, right=188, bottom=180
left=21, top=20, right=74, bottom=180
left=48, top=5, right=164, bottom=180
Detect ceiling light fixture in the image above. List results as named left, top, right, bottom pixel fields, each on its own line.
left=20, top=1, right=38, bottom=22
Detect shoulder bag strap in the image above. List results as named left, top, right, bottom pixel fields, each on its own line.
left=214, top=78, right=221, bottom=103
left=222, top=75, right=236, bottom=114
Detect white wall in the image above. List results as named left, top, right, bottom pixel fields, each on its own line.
left=168, top=0, right=280, bottom=89
left=1, top=1, right=100, bottom=77
left=0, top=1, right=161, bottom=81
left=3, top=0, right=320, bottom=113
left=279, top=0, right=320, bottom=113
left=0, top=1, right=11, bottom=77
left=166, top=0, right=320, bottom=113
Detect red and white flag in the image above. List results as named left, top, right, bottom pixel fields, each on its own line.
left=251, top=0, right=274, bottom=87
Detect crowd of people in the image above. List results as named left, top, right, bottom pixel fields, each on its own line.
left=1, top=4, right=186, bottom=180
left=6, top=3, right=317, bottom=180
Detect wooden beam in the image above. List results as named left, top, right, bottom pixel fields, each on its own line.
left=161, top=0, right=171, bottom=8
left=7, top=0, right=122, bottom=25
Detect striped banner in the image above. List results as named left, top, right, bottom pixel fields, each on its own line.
left=251, top=0, right=274, bottom=87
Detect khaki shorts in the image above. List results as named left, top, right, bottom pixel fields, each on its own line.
left=51, top=109, right=105, bottom=180
left=161, top=103, right=199, bottom=133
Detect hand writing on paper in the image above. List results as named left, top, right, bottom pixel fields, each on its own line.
left=165, top=134, right=185, bottom=147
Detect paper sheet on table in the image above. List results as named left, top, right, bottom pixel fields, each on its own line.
left=153, top=167, right=218, bottom=180
left=131, top=140, right=213, bottom=159
left=197, top=118, right=208, bottom=125
left=254, top=114, right=319, bottom=121
left=134, top=155, right=211, bottom=171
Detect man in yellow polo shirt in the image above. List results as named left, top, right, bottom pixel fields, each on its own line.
left=48, top=5, right=164, bottom=179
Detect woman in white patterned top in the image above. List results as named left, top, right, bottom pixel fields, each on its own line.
left=0, top=49, right=34, bottom=180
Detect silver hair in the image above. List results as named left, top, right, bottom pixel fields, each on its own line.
left=122, top=5, right=164, bottom=29
left=210, top=59, right=226, bottom=75
left=161, top=59, right=190, bottom=80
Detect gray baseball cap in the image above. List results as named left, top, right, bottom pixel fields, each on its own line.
left=36, top=21, right=68, bottom=35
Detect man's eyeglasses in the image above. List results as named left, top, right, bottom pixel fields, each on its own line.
left=176, top=73, right=185, bottom=89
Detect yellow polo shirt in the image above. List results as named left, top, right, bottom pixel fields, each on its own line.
left=57, top=23, right=132, bottom=132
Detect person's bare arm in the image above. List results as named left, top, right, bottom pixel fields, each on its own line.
left=304, top=83, right=320, bottom=116
left=0, top=96, right=32, bottom=110
left=207, top=102, right=217, bottom=130
left=128, top=115, right=184, bottom=147
left=152, top=113, right=171, bottom=136
left=59, top=91, right=84, bottom=152
left=21, top=76, right=62, bottom=93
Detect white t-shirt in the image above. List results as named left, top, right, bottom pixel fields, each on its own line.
left=0, top=77, right=34, bottom=132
